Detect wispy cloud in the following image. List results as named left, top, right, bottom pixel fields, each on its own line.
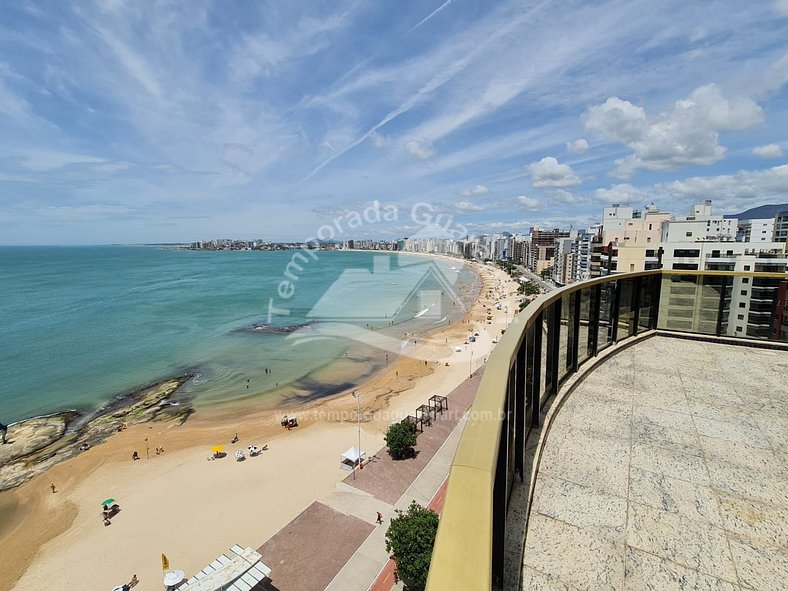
left=1, top=0, right=787, bottom=243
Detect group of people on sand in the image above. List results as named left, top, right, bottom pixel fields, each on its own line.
left=280, top=415, right=298, bottom=430
left=102, top=502, right=121, bottom=526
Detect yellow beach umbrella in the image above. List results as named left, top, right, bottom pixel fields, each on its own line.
left=211, top=445, right=224, bottom=453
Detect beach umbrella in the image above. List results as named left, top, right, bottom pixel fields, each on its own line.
left=162, top=569, right=185, bottom=586
left=101, top=498, right=115, bottom=506
left=210, top=445, right=224, bottom=453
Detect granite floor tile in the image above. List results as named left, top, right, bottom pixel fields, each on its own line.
left=631, top=408, right=703, bottom=456
left=699, top=436, right=778, bottom=471
left=626, top=502, right=737, bottom=583
left=521, top=566, right=574, bottom=591
left=624, top=546, right=740, bottom=591
left=540, top=429, right=631, bottom=497
left=728, top=537, right=788, bottom=590
left=524, top=513, right=625, bottom=591
left=705, top=457, right=788, bottom=507
left=693, top=416, right=771, bottom=450
left=565, top=399, right=632, bottom=440
left=537, top=476, right=627, bottom=541
left=716, top=493, right=788, bottom=547
left=631, top=442, right=710, bottom=486
left=629, top=467, right=723, bottom=527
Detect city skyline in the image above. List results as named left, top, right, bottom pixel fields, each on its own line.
left=1, top=1, right=788, bottom=245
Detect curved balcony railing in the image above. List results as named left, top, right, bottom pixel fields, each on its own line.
left=426, top=270, right=788, bottom=590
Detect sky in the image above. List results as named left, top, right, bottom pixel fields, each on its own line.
left=1, top=0, right=787, bottom=245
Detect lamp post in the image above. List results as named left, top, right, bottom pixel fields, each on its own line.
left=469, top=342, right=473, bottom=378
left=352, top=391, right=362, bottom=479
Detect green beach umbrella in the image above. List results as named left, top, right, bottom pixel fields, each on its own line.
left=101, top=498, right=116, bottom=506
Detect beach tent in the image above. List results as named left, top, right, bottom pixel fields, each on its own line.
left=340, top=446, right=365, bottom=471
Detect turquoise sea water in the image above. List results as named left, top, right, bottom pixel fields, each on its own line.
left=0, top=247, right=477, bottom=424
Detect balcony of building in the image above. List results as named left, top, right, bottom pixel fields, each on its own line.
left=425, top=270, right=788, bottom=591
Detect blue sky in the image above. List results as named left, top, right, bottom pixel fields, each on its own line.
left=1, top=0, right=787, bottom=244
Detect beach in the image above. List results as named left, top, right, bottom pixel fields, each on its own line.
left=0, top=259, right=520, bottom=591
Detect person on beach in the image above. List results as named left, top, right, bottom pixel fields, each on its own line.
left=132, top=451, right=140, bottom=461
left=51, top=483, right=56, bottom=494
left=231, top=433, right=238, bottom=443
left=129, top=574, right=139, bottom=587
left=0, top=422, right=7, bottom=444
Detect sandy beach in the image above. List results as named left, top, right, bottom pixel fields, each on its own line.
left=0, top=259, right=520, bottom=591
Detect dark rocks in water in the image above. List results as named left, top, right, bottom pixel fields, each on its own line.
left=0, top=374, right=194, bottom=492
left=234, top=320, right=316, bottom=335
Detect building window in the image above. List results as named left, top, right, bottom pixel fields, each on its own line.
left=739, top=302, right=746, bottom=308
left=744, top=265, right=751, bottom=271
left=741, top=290, right=748, bottom=296
left=647, top=237, right=651, bottom=243
left=686, top=231, right=693, bottom=237
left=630, top=264, right=635, bottom=271
left=673, top=249, right=700, bottom=257
left=648, top=223, right=652, bottom=230
left=736, top=326, right=743, bottom=332
left=742, top=278, right=749, bottom=284
left=737, top=314, right=744, bottom=320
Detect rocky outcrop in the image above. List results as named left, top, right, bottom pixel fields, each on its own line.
left=0, top=375, right=193, bottom=491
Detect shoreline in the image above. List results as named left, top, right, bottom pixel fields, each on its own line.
left=0, top=374, right=194, bottom=493
left=0, top=257, right=517, bottom=591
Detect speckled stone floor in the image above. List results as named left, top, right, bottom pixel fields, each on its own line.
left=521, top=337, right=788, bottom=591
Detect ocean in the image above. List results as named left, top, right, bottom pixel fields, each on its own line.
left=0, top=246, right=478, bottom=424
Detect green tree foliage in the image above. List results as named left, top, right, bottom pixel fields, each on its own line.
left=385, top=501, right=440, bottom=590
left=385, top=421, right=418, bottom=460
left=517, top=281, right=540, bottom=296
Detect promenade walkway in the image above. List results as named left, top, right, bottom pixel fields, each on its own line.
left=256, top=368, right=484, bottom=591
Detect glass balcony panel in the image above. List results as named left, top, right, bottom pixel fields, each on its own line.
left=578, top=287, right=592, bottom=366
left=597, top=283, right=614, bottom=351
left=616, top=279, right=634, bottom=341
left=558, top=294, right=570, bottom=382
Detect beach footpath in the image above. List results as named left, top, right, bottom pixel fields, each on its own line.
left=256, top=367, right=484, bottom=591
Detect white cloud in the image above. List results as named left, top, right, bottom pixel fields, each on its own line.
left=457, top=184, right=489, bottom=197
left=405, top=139, right=434, bottom=159
left=593, top=183, right=647, bottom=204
left=21, top=150, right=106, bottom=171
left=585, top=84, right=763, bottom=178
left=657, top=164, right=788, bottom=209
left=550, top=189, right=586, bottom=204
left=517, top=195, right=543, bottom=211
left=753, top=144, right=783, bottom=159
left=566, top=138, right=589, bottom=154
left=527, top=156, right=581, bottom=188
left=776, top=0, right=788, bottom=16
left=370, top=132, right=391, bottom=148
left=454, top=200, right=484, bottom=212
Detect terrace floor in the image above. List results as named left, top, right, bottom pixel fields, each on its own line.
left=521, top=336, right=788, bottom=590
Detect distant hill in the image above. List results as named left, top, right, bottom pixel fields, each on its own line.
left=724, top=203, right=788, bottom=220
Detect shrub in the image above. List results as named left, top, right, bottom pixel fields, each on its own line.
left=385, top=501, right=439, bottom=590
left=385, top=421, right=417, bottom=460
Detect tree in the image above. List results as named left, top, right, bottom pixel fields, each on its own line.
left=385, top=421, right=418, bottom=459
left=385, top=501, right=439, bottom=590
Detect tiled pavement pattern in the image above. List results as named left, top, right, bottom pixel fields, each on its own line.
left=341, top=367, right=483, bottom=504
left=256, top=501, right=375, bottom=591
left=522, top=337, right=788, bottom=590
left=256, top=369, right=484, bottom=591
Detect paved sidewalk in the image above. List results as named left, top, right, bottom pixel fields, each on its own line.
left=325, top=403, right=470, bottom=591
left=369, top=479, right=449, bottom=591
left=255, top=369, right=483, bottom=591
